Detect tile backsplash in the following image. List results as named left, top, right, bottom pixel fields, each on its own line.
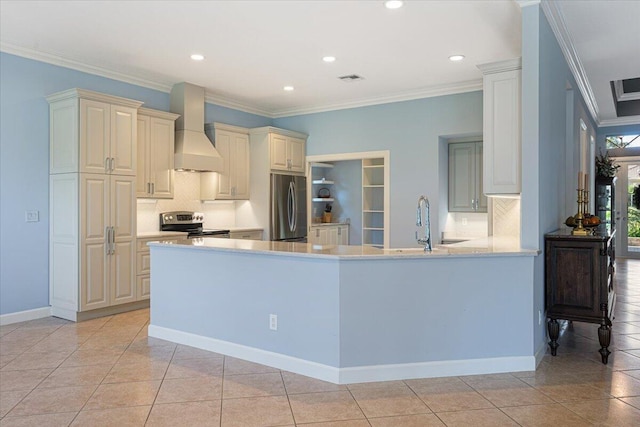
left=137, top=171, right=238, bottom=233
left=492, top=197, right=521, bottom=239
left=442, top=212, right=489, bottom=240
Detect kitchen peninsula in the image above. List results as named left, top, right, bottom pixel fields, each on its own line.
left=148, top=238, right=538, bottom=384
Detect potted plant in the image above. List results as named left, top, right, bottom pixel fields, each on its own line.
left=595, top=151, right=620, bottom=178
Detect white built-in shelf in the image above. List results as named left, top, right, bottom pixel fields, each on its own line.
left=310, top=162, right=334, bottom=168
left=312, top=180, right=335, bottom=185
left=363, top=209, right=384, bottom=213
left=363, top=227, right=384, bottom=231
left=363, top=185, right=384, bottom=188
left=312, top=198, right=335, bottom=202
left=362, top=165, right=384, bottom=169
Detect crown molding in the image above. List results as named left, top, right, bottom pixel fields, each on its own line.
left=203, top=92, right=275, bottom=118
left=1, top=42, right=275, bottom=118
left=540, top=0, right=599, bottom=125
left=3, top=42, right=481, bottom=120
left=1, top=42, right=173, bottom=93
left=515, top=0, right=541, bottom=8
left=598, top=116, right=640, bottom=127
left=271, top=79, right=483, bottom=118
left=477, top=58, right=522, bottom=74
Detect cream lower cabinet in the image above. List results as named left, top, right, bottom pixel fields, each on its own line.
left=50, top=173, right=138, bottom=320
left=136, top=236, right=181, bottom=300
left=308, top=224, right=349, bottom=245
left=137, top=108, right=179, bottom=198
left=202, top=123, right=250, bottom=200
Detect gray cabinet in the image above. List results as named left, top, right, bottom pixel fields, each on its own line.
left=448, top=142, right=486, bottom=212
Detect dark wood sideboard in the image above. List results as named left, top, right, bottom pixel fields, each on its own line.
left=544, top=229, right=616, bottom=363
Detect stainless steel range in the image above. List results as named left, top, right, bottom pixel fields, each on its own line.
left=160, top=211, right=230, bottom=238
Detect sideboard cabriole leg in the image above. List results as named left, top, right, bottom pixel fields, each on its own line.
left=548, top=318, right=559, bottom=356
left=598, top=323, right=611, bottom=364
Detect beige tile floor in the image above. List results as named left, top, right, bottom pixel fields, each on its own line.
left=1, top=259, right=640, bottom=426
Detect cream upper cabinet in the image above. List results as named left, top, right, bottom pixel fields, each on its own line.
left=269, top=133, right=306, bottom=173
left=137, top=108, right=179, bottom=198
left=478, top=58, right=521, bottom=195
left=448, top=142, right=486, bottom=213
left=202, top=123, right=250, bottom=200
left=48, top=89, right=142, bottom=176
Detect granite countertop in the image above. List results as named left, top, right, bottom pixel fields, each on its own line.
left=137, top=231, right=185, bottom=239
left=149, top=236, right=538, bottom=260
left=309, top=222, right=350, bottom=227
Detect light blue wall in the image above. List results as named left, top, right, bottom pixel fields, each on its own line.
left=0, top=52, right=271, bottom=315
left=274, top=93, right=483, bottom=248
left=521, top=4, right=600, bottom=357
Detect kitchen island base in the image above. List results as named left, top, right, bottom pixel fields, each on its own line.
left=148, top=240, right=538, bottom=384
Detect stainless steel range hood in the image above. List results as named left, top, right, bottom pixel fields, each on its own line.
left=170, top=82, right=223, bottom=172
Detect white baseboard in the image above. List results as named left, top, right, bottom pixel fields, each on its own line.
left=149, top=324, right=537, bottom=384
left=148, top=325, right=340, bottom=383
left=535, top=339, right=548, bottom=367
left=0, top=306, right=51, bottom=326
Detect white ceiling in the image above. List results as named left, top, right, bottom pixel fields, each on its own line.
left=0, top=0, right=638, bottom=124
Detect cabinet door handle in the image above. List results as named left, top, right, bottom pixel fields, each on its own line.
left=316, top=229, right=320, bottom=238
left=151, top=183, right=155, bottom=195
left=338, top=227, right=341, bottom=236
left=105, top=227, right=110, bottom=255
left=147, top=182, right=151, bottom=194
left=105, top=158, right=110, bottom=172
left=109, top=226, right=115, bottom=254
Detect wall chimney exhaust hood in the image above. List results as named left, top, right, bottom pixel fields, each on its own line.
left=170, top=82, right=223, bottom=172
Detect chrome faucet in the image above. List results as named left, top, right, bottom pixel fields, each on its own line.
left=416, top=195, right=432, bottom=252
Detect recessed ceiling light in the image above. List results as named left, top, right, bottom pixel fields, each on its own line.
left=190, top=54, right=205, bottom=61
left=323, top=56, right=336, bottom=63
left=449, top=55, right=465, bottom=62
left=384, top=1, right=404, bottom=10
left=283, top=86, right=294, bottom=91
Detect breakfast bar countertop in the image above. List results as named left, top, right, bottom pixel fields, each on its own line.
left=149, top=236, right=538, bottom=260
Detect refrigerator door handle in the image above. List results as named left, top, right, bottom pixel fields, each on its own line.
left=287, top=181, right=294, bottom=232
left=290, top=181, right=297, bottom=232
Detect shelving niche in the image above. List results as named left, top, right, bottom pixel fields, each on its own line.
left=362, top=158, right=386, bottom=248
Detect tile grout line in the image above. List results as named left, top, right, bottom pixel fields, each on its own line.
left=280, top=370, right=299, bottom=426
left=67, top=315, right=149, bottom=424
left=143, top=320, right=177, bottom=426
left=219, top=355, right=226, bottom=427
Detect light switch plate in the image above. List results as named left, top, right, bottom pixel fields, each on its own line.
left=25, top=211, right=39, bottom=222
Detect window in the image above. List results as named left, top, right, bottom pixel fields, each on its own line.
left=606, top=134, right=640, bottom=149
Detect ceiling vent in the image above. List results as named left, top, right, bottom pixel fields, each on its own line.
left=338, top=74, right=365, bottom=82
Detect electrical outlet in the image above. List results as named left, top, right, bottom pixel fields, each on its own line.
left=462, top=217, right=468, bottom=226
left=25, top=211, right=39, bottom=222
left=269, top=314, right=277, bottom=331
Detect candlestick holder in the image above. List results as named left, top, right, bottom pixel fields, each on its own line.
left=572, top=189, right=589, bottom=236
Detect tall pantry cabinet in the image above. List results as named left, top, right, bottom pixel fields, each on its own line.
left=47, top=89, right=143, bottom=321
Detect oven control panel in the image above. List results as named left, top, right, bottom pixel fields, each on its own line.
left=160, top=211, right=204, bottom=225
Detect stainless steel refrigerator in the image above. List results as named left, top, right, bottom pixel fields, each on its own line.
left=270, top=173, right=307, bottom=241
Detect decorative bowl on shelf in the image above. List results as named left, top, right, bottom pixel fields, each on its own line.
left=317, top=188, right=331, bottom=198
